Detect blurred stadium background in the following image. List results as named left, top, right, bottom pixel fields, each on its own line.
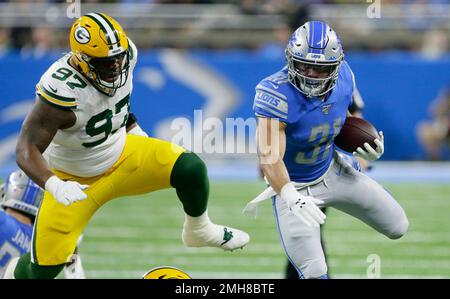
left=0, top=0, right=449, bottom=279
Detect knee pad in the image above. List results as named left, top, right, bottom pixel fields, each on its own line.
left=387, top=216, right=409, bottom=240
left=170, top=152, right=208, bottom=189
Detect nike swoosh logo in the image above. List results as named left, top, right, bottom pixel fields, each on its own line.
left=48, top=85, right=58, bottom=93
left=220, top=228, right=234, bottom=246
left=267, top=82, right=279, bottom=89
left=220, top=239, right=232, bottom=246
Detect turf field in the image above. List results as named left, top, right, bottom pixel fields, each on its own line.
left=78, top=181, right=450, bottom=279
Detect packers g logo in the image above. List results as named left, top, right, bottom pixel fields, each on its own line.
left=143, top=266, right=191, bottom=279
left=74, top=26, right=90, bottom=44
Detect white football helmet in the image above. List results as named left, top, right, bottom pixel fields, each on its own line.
left=0, top=170, right=43, bottom=217
left=286, top=21, right=344, bottom=98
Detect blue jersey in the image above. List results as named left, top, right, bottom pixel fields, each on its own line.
left=0, top=210, right=33, bottom=277
left=253, top=61, right=355, bottom=182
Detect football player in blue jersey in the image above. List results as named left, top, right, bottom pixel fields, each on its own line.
left=0, top=170, right=85, bottom=279
left=246, top=21, right=409, bottom=279
left=284, top=87, right=367, bottom=279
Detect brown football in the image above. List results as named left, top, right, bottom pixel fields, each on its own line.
left=334, top=116, right=380, bottom=153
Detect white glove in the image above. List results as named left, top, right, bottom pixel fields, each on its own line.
left=280, top=183, right=326, bottom=227
left=45, top=176, right=89, bottom=206
left=353, top=131, right=384, bottom=161
left=127, top=124, right=148, bottom=137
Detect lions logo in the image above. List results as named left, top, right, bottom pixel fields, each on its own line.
left=74, top=26, right=90, bottom=44
left=143, top=266, right=191, bottom=279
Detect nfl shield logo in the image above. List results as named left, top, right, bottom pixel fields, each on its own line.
left=322, top=104, right=332, bottom=114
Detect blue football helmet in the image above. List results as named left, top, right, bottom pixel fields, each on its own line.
left=0, top=170, right=43, bottom=217
left=286, top=21, right=344, bottom=98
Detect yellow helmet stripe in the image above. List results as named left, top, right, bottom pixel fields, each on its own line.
left=86, top=13, right=117, bottom=48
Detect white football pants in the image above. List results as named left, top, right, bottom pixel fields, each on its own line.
left=273, top=152, right=409, bottom=279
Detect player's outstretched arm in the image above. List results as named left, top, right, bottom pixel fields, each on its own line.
left=257, top=117, right=325, bottom=227
left=16, top=97, right=88, bottom=206
left=257, top=117, right=289, bottom=194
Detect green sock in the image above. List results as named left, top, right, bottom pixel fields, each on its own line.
left=14, top=253, right=65, bottom=279
left=170, top=152, right=209, bottom=217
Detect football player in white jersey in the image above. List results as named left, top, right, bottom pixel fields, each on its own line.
left=4, top=13, right=249, bottom=279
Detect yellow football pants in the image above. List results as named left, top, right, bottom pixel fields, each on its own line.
left=31, top=134, right=185, bottom=265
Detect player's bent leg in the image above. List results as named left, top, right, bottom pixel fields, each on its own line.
left=170, top=152, right=209, bottom=216
left=345, top=175, right=408, bottom=239
left=10, top=253, right=65, bottom=279
left=284, top=207, right=330, bottom=279
left=329, top=155, right=409, bottom=240
left=273, top=196, right=327, bottom=279
left=107, top=136, right=249, bottom=251
left=171, top=152, right=250, bottom=251
left=98, top=136, right=249, bottom=251
left=9, top=180, right=101, bottom=279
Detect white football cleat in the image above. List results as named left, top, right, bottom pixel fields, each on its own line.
left=182, top=223, right=250, bottom=251
left=3, top=257, right=19, bottom=279
left=63, top=254, right=86, bottom=279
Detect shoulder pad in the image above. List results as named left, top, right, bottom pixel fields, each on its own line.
left=36, top=62, right=78, bottom=110
left=253, top=79, right=289, bottom=121
left=265, top=70, right=289, bottom=88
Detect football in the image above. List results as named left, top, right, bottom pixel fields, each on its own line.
left=334, top=116, right=380, bottom=153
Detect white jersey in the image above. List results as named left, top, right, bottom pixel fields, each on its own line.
left=37, top=39, right=138, bottom=177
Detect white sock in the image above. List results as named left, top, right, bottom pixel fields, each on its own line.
left=3, top=257, right=19, bottom=279
left=182, top=210, right=250, bottom=251
left=64, top=254, right=86, bottom=279
left=184, top=210, right=212, bottom=230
